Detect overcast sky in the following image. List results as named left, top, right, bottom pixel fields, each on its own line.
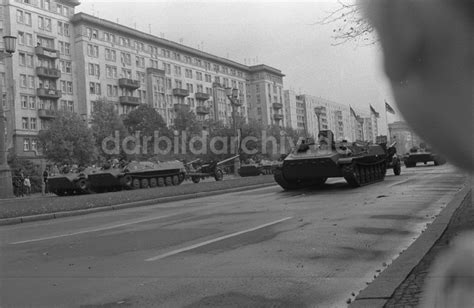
left=76, top=0, right=400, bottom=133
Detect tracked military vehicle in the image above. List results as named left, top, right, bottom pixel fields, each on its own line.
left=48, top=167, right=100, bottom=196
left=87, top=160, right=187, bottom=192
left=274, top=130, right=391, bottom=190
left=404, top=146, right=446, bottom=167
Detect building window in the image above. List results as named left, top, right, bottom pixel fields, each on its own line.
left=88, top=63, right=100, bottom=77
left=174, top=65, right=181, bottom=76
left=89, top=82, right=101, bottom=95
left=186, top=83, right=193, bottom=93
left=136, top=56, right=145, bottom=68
left=106, top=65, right=117, bottom=78
left=28, top=96, right=36, bottom=110
left=60, top=60, right=72, bottom=74
left=87, top=44, right=99, bottom=57
left=22, top=117, right=29, bottom=129
left=21, top=95, right=28, bottom=109
left=20, top=74, right=27, bottom=88
left=105, top=48, right=117, bottom=62
left=67, top=81, right=73, bottom=94
left=23, top=138, right=30, bottom=151
left=30, top=117, right=37, bottom=130
left=120, top=52, right=131, bottom=65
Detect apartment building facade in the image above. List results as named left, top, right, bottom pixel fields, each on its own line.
left=1, top=1, right=285, bottom=162
left=246, top=65, right=285, bottom=127
left=1, top=0, right=80, bottom=161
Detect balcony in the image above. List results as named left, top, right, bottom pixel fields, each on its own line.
left=172, top=88, right=189, bottom=97
left=273, top=114, right=284, bottom=121
left=38, top=109, right=57, bottom=119
left=119, top=96, right=140, bottom=106
left=35, top=46, right=59, bottom=59
left=272, top=102, right=283, bottom=110
left=36, top=67, right=61, bottom=79
left=174, top=103, right=190, bottom=112
left=146, top=67, right=165, bottom=75
left=196, top=106, right=210, bottom=115
left=37, top=88, right=62, bottom=99
left=195, top=92, right=210, bottom=101
left=118, top=78, right=140, bottom=90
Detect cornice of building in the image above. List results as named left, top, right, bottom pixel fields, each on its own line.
left=248, top=64, right=285, bottom=77
left=71, top=12, right=267, bottom=74
left=58, top=0, right=81, bottom=7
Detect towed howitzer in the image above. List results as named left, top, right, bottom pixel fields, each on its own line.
left=187, top=154, right=239, bottom=183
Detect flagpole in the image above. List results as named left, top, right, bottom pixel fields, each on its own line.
left=384, top=101, right=390, bottom=141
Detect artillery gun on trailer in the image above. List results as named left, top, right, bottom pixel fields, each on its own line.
left=274, top=130, right=394, bottom=190
left=187, top=155, right=239, bottom=183
left=238, top=159, right=280, bottom=177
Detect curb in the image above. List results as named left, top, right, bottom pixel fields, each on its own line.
left=349, top=184, right=472, bottom=308
left=0, top=182, right=277, bottom=226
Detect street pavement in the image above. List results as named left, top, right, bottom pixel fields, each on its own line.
left=0, top=164, right=468, bottom=307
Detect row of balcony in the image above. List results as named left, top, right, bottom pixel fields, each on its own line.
left=37, top=104, right=211, bottom=120
left=36, top=67, right=61, bottom=79
left=273, top=114, right=284, bottom=120
left=272, top=102, right=283, bottom=110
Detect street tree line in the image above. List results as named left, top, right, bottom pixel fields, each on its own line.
left=37, top=99, right=304, bottom=167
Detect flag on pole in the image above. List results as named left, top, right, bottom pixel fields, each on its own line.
left=370, top=105, right=380, bottom=118
left=385, top=101, right=396, bottom=114
left=350, top=106, right=358, bottom=118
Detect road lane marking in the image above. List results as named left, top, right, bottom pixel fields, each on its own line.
left=145, top=216, right=293, bottom=261
left=10, top=213, right=181, bottom=245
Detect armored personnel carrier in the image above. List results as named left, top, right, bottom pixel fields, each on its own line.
left=404, top=146, right=446, bottom=167
left=48, top=166, right=99, bottom=196
left=274, top=130, right=391, bottom=190
left=87, top=160, right=187, bottom=192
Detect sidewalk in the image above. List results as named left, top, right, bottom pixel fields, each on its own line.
left=351, top=182, right=472, bottom=307
left=385, top=186, right=473, bottom=307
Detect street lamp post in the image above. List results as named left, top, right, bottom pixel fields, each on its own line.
left=314, top=106, right=324, bottom=135
left=225, top=87, right=240, bottom=175
left=0, top=35, right=17, bottom=198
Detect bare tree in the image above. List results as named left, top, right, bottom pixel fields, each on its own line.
left=318, top=0, right=375, bottom=45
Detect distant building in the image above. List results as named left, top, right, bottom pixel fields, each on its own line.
left=388, top=121, right=423, bottom=155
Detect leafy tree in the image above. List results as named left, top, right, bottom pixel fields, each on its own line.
left=123, top=104, right=168, bottom=136
left=38, top=111, right=96, bottom=166
left=122, top=104, right=169, bottom=159
left=90, top=98, right=128, bottom=161
left=173, top=108, right=201, bottom=136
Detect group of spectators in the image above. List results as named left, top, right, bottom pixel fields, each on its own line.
left=11, top=164, right=61, bottom=197
left=12, top=169, right=31, bottom=197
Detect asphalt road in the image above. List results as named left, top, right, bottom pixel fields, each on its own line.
left=0, top=164, right=467, bottom=308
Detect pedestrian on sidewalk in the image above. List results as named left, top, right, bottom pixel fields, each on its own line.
left=23, top=176, right=31, bottom=196
left=42, top=167, right=49, bottom=195
left=361, top=0, right=473, bottom=306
